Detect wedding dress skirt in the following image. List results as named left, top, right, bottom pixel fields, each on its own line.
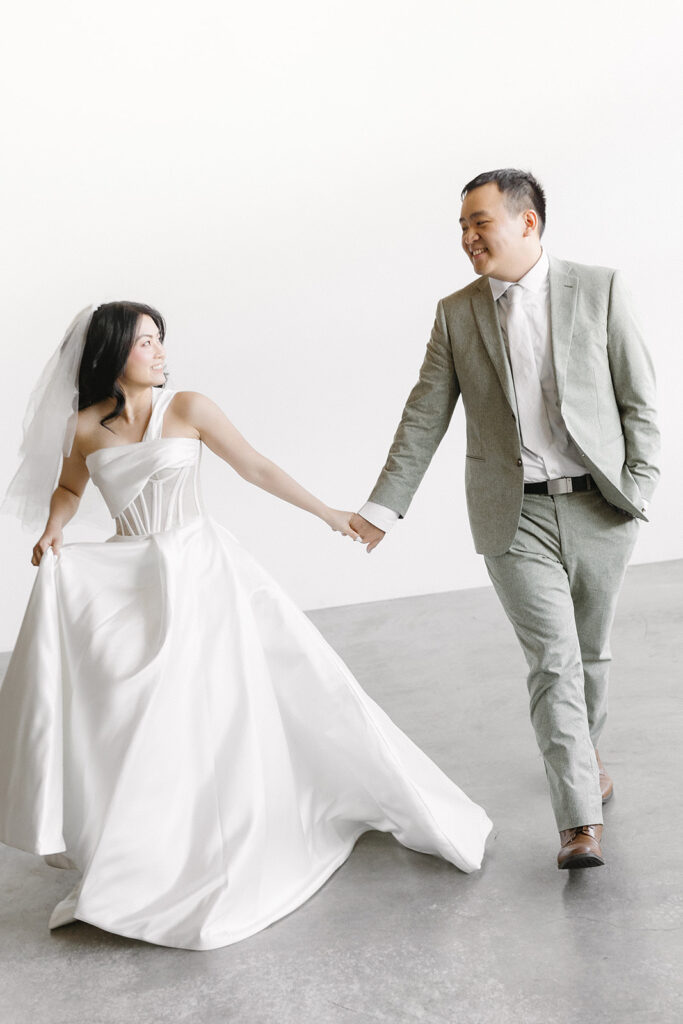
left=0, top=389, right=492, bottom=950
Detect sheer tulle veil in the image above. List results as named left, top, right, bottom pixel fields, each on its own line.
left=1, top=306, right=95, bottom=530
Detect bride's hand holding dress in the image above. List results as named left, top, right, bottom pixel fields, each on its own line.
left=30, top=461, right=87, bottom=565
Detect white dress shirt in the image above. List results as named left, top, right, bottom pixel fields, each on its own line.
left=491, top=250, right=587, bottom=482
left=359, top=251, right=591, bottom=533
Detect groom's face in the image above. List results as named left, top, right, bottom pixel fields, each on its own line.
left=459, top=183, right=534, bottom=282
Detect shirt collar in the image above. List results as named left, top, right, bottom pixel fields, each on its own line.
left=489, top=248, right=549, bottom=301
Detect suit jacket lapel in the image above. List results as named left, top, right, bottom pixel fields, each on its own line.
left=549, top=257, right=578, bottom=402
left=471, top=278, right=516, bottom=412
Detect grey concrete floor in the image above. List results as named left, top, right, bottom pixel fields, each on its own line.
left=1, top=560, right=681, bottom=1024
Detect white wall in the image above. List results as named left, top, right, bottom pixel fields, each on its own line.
left=1, top=0, right=681, bottom=649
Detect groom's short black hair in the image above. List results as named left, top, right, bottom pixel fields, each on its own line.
left=461, top=169, right=546, bottom=236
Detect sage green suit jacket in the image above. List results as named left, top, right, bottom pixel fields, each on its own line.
left=368, top=257, right=660, bottom=556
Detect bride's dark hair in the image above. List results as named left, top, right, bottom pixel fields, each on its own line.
left=78, top=301, right=166, bottom=428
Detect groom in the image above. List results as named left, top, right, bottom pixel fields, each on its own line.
left=350, top=169, right=660, bottom=869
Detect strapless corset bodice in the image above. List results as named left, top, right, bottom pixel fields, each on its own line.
left=84, top=390, right=204, bottom=537
left=86, top=437, right=203, bottom=536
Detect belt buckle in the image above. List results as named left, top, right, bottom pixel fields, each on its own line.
left=547, top=477, right=573, bottom=495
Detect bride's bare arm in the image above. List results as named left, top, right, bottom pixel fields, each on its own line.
left=175, top=391, right=361, bottom=540
left=31, top=444, right=90, bottom=566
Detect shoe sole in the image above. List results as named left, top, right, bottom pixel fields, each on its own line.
left=558, top=854, right=605, bottom=869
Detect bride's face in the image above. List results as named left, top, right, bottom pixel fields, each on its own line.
left=121, top=315, right=166, bottom=388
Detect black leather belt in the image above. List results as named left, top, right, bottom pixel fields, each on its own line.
left=523, top=474, right=594, bottom=496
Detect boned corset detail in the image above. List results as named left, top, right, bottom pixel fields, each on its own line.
left=115, top=464, right=204, bottom=536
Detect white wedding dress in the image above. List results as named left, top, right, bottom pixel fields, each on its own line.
left=0, top=388, right=492, bottom=950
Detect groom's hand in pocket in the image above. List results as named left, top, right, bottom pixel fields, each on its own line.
left=349, top=514, right=385, bottom=553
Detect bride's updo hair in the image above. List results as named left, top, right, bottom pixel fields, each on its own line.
left=78, top=301, right=166, bottom=428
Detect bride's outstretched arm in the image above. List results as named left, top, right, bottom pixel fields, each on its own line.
left=176, top=391, right=361, bottom=541
left=31, top=444, right=89, bottom=566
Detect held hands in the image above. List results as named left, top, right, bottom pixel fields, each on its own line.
left=31, top=527, right=63, bottom=566
left=323, top=510, right=385, bottom=552
left=324, top=509, right=364, bottom=542
left=349, top=513, right=386, bottom=553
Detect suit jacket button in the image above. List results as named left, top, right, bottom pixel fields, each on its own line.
left=516, top=459, right=523, bottom=466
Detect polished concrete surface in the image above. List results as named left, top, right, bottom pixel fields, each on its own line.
left=1, top=559, right=681, bottom=1024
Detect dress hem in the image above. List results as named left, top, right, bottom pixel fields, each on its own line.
left=66, top=826, right=373, bottom=951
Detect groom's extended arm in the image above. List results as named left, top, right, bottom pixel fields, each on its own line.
left=353, top=300, right=460, bottom=548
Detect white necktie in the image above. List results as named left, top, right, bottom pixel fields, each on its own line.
left=504, top=284, right=554, bottom=457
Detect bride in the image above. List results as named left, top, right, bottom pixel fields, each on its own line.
left=0, top=301, right=492, bottom=950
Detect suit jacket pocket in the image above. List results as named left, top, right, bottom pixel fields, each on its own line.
left=466, top=454, right=486, bottom=462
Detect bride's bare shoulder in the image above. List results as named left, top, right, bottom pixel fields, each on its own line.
left=74, top=401, right=114, bottom=454
left=170, top=390, right=211, bottom=412
left=162, top=390, right=208, bottom=439
left=169, top=390, right=220, bottom=420
left=169, top=391, right=230, bottom=434
left=77, top=400, right=111, bottom=430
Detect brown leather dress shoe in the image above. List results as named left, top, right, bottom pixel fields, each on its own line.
left=557, top=824, right=604, bottom=869
left=595, top=749, right=613, bottom=804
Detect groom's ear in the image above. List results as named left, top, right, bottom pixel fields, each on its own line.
left=521, top=209, right=539, bottom=237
